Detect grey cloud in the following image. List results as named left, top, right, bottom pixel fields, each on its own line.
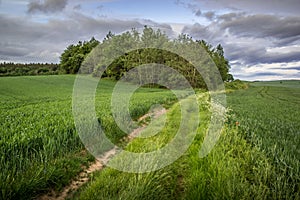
left=183, top=3, right=202, bottom=17
left=253, top=72, right=281, bottom=77
left=237, top=71, right=300, bottom=80
left=225, top=41, right=300, bottom=65
left=0, top=13, right=173, bottom=63
left=220, top=15, right=300, bottom=43
left=73, top=4, right=81, bottom=10
left=263, top=52, right=300, bottom=64
left=234, top=72, right=281, bottom=81
left=224, top=43, right=267, bottom=65
left=182, top=23, right=213, bottom=41
left=203, top=11, right=215, bottom=20
left=194, top=9, right=202, bottom=17
left=271, top=67, right=300, bottom=71
left=97, top=5, right=104, bottom=10
left=0, top=15, right=48, bottom=43
left=182, top=11, right=300, bottom=68
left=218, top=12, right=245, bottom=21
left=0, top=45, right=28, bottom=57
left=27, top=0, right=68, bottom=13
left=190, top=0, right=300, bottom=16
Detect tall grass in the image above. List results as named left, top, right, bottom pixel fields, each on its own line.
left=0, top=75, right=177, bottom=199
left=227, top=81, right=300, bottom=198
left=76, top=92, right=279, bottom=199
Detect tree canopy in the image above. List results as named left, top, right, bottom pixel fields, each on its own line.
left=60, top=27, right=233, bottom=88
left=60, top=37, right=99, bottom=74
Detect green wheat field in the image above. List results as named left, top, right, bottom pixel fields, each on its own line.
left=0, top=75, right=299, bottom=199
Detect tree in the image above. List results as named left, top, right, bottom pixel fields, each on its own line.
left=60, top=37, right=100, bottom=74
left=60, top=27, right=233, bottom=88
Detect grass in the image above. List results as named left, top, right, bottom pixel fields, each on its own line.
left=227, top=80, right=300, bottom=199
left=0, top=75, right=178, bottom=199
left=75, top=80, right=300, bottom=199
left=1, top=75, right=299, bottom=199
left=74, top=92, right=277, bottom=199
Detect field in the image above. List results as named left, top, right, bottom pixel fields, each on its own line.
left=0, top=76, right=299, bottom=199
left=0, top=75, right=177, bottom=199
left=226, top=80, right=300, bottom=198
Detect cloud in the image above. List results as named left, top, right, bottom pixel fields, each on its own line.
left=182, top=23, right=213, bottom=41
left=203, top=11, right=215, bottom=20
left=0, top=45, right=28, bottom=57
left=27, top=0, right=68, bottom=13
left=1, top=0, right=299, bottom=80
left=73, top=4, right=81, bottom=10
left=0, top=13, right=173, bottom=63
left=217, top=12, right=245, bottom=22
left=181, top=12, right=300, bottom=67
left=271, top=66, right=300, bottom=71
left=230, top=61, right=300, bottom=81
left=219, top=15, right=300, bottom=43
left=188, top=0, right=300, bottom=16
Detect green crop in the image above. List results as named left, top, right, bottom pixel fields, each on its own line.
left=0, top=75, right=177, bottom=199
left=227, top=81, right=300, bottom=199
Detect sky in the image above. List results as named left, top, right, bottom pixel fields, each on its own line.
left=0, top=0, right=299, bottom=81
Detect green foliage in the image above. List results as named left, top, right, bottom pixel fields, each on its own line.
left=98, top=27, right=231, bottom=87
left=198, top=41, right=231, bottom=82
left=61, top=27, right=232, bottom=87
left=0, top=62, right=60, bottom=77
left=60, top=37, right=99, bottom=74
left=225, top=79, right=248, bottom=92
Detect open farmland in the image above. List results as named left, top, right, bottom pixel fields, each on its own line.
left=0, top=75, right=178, bottom=199
left=227, top=80, right=300, bottom=199
left=72, top=81, right=300, bottom=199
left=0, top=76, right=299, bottom=199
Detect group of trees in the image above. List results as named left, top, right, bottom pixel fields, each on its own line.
left=60, top=27, right=233, bottom=88
left=60, top=37, right=99, bottom=74
left=0, top=62, right=60, bottom=77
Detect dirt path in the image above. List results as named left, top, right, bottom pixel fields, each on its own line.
left=37, top=107, right=166, bottom=200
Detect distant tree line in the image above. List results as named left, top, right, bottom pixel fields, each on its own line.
left=60, top=27, right=233, bottom=88
left=0, top=62, right=60, bottom=77
left=0, top=37, right=99, bottom=77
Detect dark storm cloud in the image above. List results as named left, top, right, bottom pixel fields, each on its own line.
left=27, top=0, right=68, bottom=13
